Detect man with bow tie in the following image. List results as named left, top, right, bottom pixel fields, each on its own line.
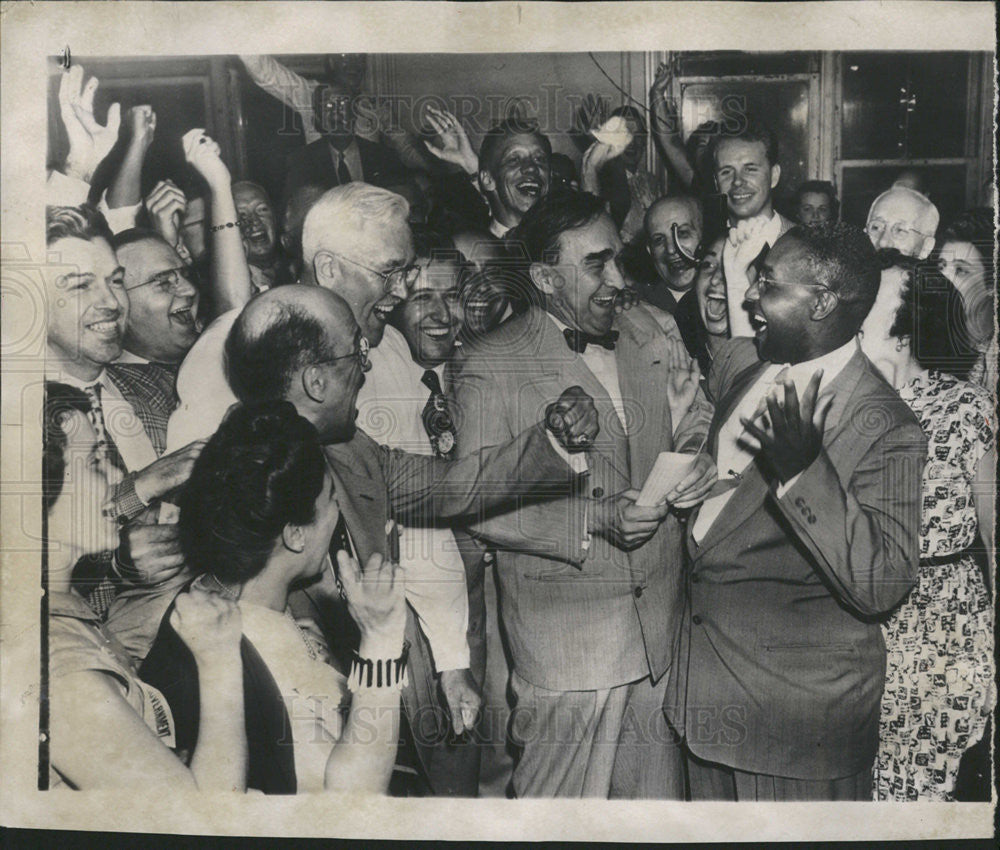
left=450, top=191, right=715, bottom=798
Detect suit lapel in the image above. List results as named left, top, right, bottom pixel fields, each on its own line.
left=690, top=347, right=869, bottom=560
left=615, top=313, right=669, bottom=483
left=530, top=310, right=631, bottom=486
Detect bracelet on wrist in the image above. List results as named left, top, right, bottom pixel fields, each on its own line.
left=348, top=640, right=410, bottom=692
left=210, top=221, right=241, bottom=233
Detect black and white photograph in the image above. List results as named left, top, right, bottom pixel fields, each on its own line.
left=1, top=1, right=996, bottom=842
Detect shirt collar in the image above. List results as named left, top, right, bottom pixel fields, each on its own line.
left=48, top=590, right=101, bottom=621
left=328, top=137, right=359, bottom=161
left=45, top=366, right=109, bottom=390
left=777, top=337, right=859, bottom=395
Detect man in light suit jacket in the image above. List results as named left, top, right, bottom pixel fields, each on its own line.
left=224, top=283, right=600, bottom=793
left=667, top=222, right=926, bottom=800
left=450, top=191, right=716, bottom=798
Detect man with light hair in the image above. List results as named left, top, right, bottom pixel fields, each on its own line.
left=302, top=182, right=418, bottom=345
left=865, top=186, right=940, bottom=259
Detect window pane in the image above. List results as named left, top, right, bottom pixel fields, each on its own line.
left=840, top=164, right=967, bottom=229
left=841, top=53, right=906, bottom=160
left=907, top=53, right=969, bottom=159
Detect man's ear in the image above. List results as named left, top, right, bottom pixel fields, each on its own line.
left=313, top=250, right=338, bottom=286
left=811, top=288, right=839, bottom=321
left=529, top=261, right=558, bottom=295
left=300, top=364, right=327, bottom=404
left=769, top=163, right=782, bottom=190
left=479, top=169, right=496, bottom=194
left=282, top=522, right=306, bottom=554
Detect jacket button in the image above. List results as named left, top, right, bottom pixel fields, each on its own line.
left=592, top=487, right=604, bottom=498
left=483, top=551, right=495, bottom=563
left=692, top=614, right=703, bottom=625
left=633, top=586, right=643, bottom=598
left=807, top=515, right=817, bottom=524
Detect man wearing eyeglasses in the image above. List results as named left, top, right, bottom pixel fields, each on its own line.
left=302, top=182, right=420, bottom=346
left=668, top=222, right=926, bottom=801
left=864, top=186, right=940, bottom=259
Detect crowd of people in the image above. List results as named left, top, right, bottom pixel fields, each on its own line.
left=42, top=54, right=994, bottom=802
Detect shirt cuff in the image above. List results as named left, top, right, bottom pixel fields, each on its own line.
left=46, top=170, right=91, bottom=206
left=433, top=646, right=472, bottom=674
left=776, top=472, right=803, bottom=498
left=102, top=474, right=149, bottom=526
left=98, top=193, right=141, bottom=234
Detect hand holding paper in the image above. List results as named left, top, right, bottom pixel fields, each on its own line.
left=636, top=451, right=717, bottom=509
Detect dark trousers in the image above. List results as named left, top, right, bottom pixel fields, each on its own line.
left=685, top=748, right=872, bottom=801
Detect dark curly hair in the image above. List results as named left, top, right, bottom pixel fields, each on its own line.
left=876, top=248, right=980, bottom=379
left=177, top=401, right=327, bottom=586
left=43, top=382, right=93, bottom=514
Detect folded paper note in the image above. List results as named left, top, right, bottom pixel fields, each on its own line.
left=635, top=451, right=696, bottom=507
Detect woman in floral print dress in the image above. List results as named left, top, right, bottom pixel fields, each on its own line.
left=860, top=254, right=995, bottom=801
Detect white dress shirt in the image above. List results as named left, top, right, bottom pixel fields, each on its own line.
left=357, top=325, right=471, bottom=672
left=329, top=138, right=364, bottom=184
left=692, top=337, right=859, bottom=542
left=46, top=171, right=141, bottom=234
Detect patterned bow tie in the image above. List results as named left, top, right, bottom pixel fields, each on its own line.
left=564, top=328, right=619, bottom=353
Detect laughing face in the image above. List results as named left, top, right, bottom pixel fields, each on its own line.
left=542, top=213, right=625, bottom=336
left=480, top=133, right=550, bottom=227
left=393, top=258, right=464, bottom=368
left=714, top=138, right=780, bottom=222
left=645, top=197, right=703, bottom=292
left=321, top=213, right=415, bottom=347
left=46, top=236, right=128, bottom=379
left=234, top=183, right=278, bottom=265
left=118, top=238, right=200, bottom=364
left=744, top=235, right=819, bottom=364
left=695, top=237, right=729, bottom=336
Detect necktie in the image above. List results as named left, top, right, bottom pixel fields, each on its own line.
left=84, top=382, right=127, bottom=479
left=420, top=369, right=456, bottom=459
left=334, top=149, right=351, bottom=186
left=563, top=327, right=619, bottom=353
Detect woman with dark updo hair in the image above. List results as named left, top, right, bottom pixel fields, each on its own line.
left=44, top=382, right=246, bottom=791
left=140, top=400, right=406, bottom=795
left=859, top=254, right=995, bottom=801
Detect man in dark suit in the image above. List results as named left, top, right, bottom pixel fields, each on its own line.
left=667, top=222, right=927, bottom=800
left=224, top=283, right=600, bottom=794
left=282, top=77, right=408, bottom=208
left=450, top=191, right=716, bottom=798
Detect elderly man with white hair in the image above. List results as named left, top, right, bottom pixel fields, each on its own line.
left=865, top=186, right=940, bottom=259
left=107, top=181, right=494, bottom=795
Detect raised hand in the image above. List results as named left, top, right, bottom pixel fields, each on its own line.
left=664, top=336, right=700, bottom=426
left=724, top=215, right=772, bottom=278
left=545, top=385, right=600, bottom=452
left=574, top=93, right=609, bottom=135
left=170, top=587, right=243, bottom=661
left=650, top=61, right=673, bottom=102
left=127, top=104, right=157, bottom=154
left=590, top=487, right=670, bottom=551
left=423, top=105, right=478, bottom=175
left=144, top=180, right=190, bottom=263
left=439, top=667, right=483, bottom=736
left=740, top=369, right=834, bottom=485
left=58, top=65, right=122, bottom=183
left=182, top=128, right=230, bottom=189
left=338, top=525, right=406, bottom=659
